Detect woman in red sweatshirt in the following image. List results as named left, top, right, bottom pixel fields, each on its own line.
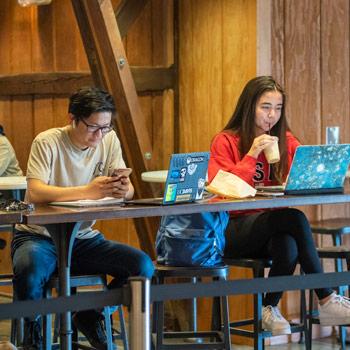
left=208, top=76, right=350, bottom=335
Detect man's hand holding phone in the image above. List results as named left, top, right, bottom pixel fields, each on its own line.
left=111, top=168, right=133, bottom=199
left=112, top=168, right=132, bottom=180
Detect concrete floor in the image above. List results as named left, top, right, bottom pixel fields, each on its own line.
left=0, top=316, right=348, bottom=350
left=0, top=292, right=347, bottom=350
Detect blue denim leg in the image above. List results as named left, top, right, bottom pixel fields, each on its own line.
left=70, top=233, right=154, bottom=288
left=11, top=232, right=57, bottom=301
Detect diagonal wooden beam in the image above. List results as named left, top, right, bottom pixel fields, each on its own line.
left=115, top=0, right=150, bottom=38
left=71, top=0, right=105, bottom=88
left=72, top=0, right=158, bottom=258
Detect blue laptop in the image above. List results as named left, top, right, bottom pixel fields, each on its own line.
left=127, top=152, right=210, bottom=205
left=257, top=144, right=350, bottom=195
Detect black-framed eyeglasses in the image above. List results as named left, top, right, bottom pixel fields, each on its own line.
left=80, top=119, right=113, bottom=134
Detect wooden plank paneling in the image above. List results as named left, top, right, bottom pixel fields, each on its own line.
left=178, top=0, right=257, bottom=338
left=32, top=5, right=54, bottom=72
left=270, top=0, right=350, bottom=337
left=284, top=0, right=321, bottom=143
left=320, top=0, right=350, bottom=226
left=288, top=2, right=320, bottom=142
left=179, top=0, right=223, bottom=152
left=0, top=0, right=12, bottom=157
left=222, top=0, right=256, bottom=131
left=150, top=0, right=175, bottom=170
left=283, top=0, right=321, bottom=232
left=54, top=0, right=78, bottom=71
left=271, top=0, right=322, bottom=328
left=10, top=2, right=34, bottom=172
left=271, top=0, right=285, bottom=85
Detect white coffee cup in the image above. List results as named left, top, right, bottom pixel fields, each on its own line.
left=264, top=140, right=280, bottom=164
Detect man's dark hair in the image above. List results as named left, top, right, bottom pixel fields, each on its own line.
left=0, top=125, right=5, bottom=136
left=68, top=87, right=116, bottom=120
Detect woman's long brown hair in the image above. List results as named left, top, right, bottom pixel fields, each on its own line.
left=223, top=76, right=290, bottom=183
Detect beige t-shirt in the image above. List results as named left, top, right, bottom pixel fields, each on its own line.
left=16, top=126, right=126, bottom=239
left=0, top=136, right=22, bottom=176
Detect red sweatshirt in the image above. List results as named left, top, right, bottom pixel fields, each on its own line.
left=208, top=131, right=300, bottom=216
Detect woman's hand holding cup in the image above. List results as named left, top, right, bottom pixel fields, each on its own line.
left=248, top=134, right=280, bottom=163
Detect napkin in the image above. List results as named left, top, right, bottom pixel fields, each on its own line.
left=206, top=170, right=256, bottom=199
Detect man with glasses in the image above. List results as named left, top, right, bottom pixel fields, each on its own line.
left=12, top=87, right=154, bottom=350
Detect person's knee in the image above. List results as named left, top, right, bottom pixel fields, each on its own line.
left=134, top=252, right=154, bottom=279
left=287, top=208, right=309, bottom=229
left=13, top=261, right=46, bottom=293
left=270, top=234, right=298, bottom=266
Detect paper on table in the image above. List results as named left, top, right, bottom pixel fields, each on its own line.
left=206, top=170, right=256, bottom=199
left=50, top=197, right=124, bottom=207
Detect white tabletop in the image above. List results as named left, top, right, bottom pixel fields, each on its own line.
left=141, top=170, right=168, bottom=183
left=0, top=176, right=27, bottom=190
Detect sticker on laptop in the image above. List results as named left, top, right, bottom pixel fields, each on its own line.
left=164, top=183, right=177, bottom=202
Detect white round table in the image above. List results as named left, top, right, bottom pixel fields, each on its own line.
left=0, top=176, right=27, bottom=200
left=141, top=170, right=168, bottom=183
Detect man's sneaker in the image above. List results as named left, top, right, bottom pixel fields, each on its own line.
left=319, top=293, right=350, bottom=326
left=23, top=320, right=42, bottom=350
left=262, top=305, right=291, bottom=335
left=72, top=310, right=108, bottom=350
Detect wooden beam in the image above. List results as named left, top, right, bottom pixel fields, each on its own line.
left=0, top=72, right=91, bottom=96
left=0, top=67, right=175, bottom=96
left=72, top=0, right=157, bottom=257
left=132, top=65, right=175, bottom=92
left=71, top=0, right=105, bottom=88
left=115, top=0, right=150, bottom=38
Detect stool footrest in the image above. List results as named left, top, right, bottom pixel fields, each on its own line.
left=152, top=331, right=226, bottom=350
left=229, top=327, right=272, bottom=338
left=229, top=319, right=254, bottom=327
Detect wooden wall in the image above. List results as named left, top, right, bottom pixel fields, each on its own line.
left=0, top=0, right=257, bottom=342
left=179, top=0, right=256, bottom=153
left=2, top=0, right=349, bottom=344
left=271, top=0, right=350, bottom=339
left=177, top=0, right=257, bottom=338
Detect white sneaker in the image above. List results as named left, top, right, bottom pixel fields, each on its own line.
left=262, top=305, right=291, bottom=335
left=319, top=293, right=350, bottom=326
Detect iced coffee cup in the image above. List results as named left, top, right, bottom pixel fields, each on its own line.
left=264, top=140, right=280, bottom=164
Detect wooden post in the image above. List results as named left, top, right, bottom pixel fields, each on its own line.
left=72, top=0, right=158, bottom=257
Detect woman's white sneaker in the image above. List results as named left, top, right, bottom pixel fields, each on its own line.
left=319, top=294, right=350, bottom=326
left=262, top=305, right=291, bottom=335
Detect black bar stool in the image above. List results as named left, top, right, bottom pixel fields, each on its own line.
left=309, top=218, right=350, bottom=350
left=44, top=274, right=128, bottom=350
left=0, top=274, right=22, bottom=346
left=152, top=264, right=231, bottom=350
left=224, top=258, right=310, bottom=350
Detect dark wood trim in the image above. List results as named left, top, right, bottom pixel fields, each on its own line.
left=115, top=0, right=150, bottom=38
left=0, top=72, right=92, bottom=96
left=132, top=65, right=175, bottom=92
left=0, top=66, right=175, bottom=96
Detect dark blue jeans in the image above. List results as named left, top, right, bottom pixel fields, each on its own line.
left=225, top=208, right=333, bottom=306
left=11, top=231, right=154, bottom=303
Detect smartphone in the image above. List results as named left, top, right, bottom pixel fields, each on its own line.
left=112, top=168, right=132, bottom=178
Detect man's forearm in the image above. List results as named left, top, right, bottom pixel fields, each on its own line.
left=26, top=179, right=90, bottom=203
